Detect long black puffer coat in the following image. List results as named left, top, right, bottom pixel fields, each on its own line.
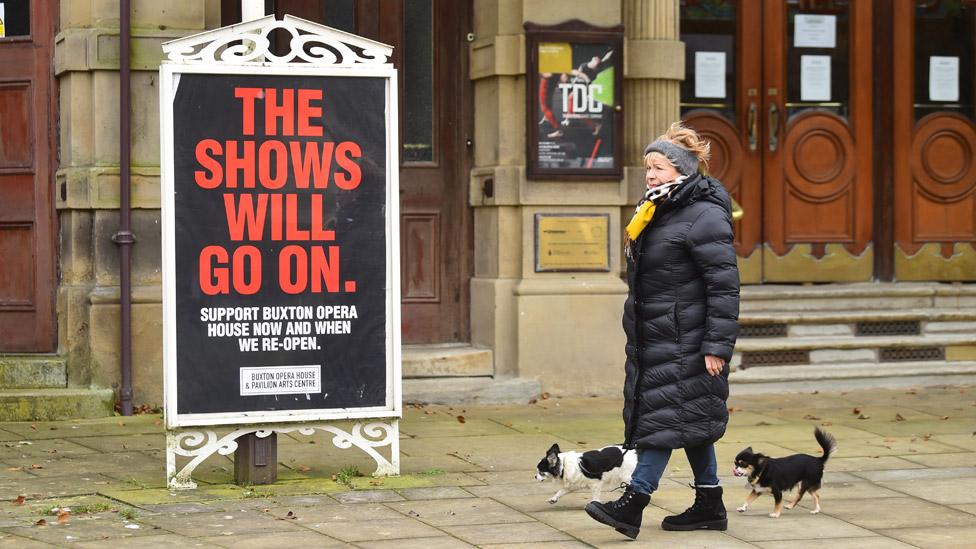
left=622, top=174, right=740, bottom=450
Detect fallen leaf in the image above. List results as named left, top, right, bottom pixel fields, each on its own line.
left=941, top=416, right=950, bottom=420
left=528, top=399, right=538, bottom=405
left=541, top=392, right=550, bottom=400
left=29, top=464, right=43, bottom=470
left=369, top=480, right=383, bottom=486
left=13, top=495, right=25, bottom=505
left=330, top=474, right=338, bottom=481
left=821, top=422, right=833, bottom=426
left=895, top=413, right=905, bottom=421
left=30, top=424, right=37, bottom=431
left=756, top=421, right=772, bottom=426
left=296, top=464, right=312, bottom=472
left=34, top=519, right=47, bottom=526
left=811, top=390, right=820, bottom=394
left=852, top=408, right=861, bottom=415
left=905, top=390, right=917, bottom=395
left=922, top=433, right=933, bottom=440
left=456, top=415, right=466, bottom=423
left=57, top=510, right=70, bottom=524
left=803, top=414, right=821, bottom=420
left=577, top=441, right=587, bottom=445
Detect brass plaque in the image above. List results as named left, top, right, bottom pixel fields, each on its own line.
left=535, top=214, right=610, bottom=272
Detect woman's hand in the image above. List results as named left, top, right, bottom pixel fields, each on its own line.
left=704, top=355, right=726, bottom=376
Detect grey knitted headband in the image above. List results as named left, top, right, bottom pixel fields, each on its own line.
left=643, top=140, right=700, bottom=176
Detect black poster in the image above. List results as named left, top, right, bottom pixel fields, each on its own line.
left=171, top=73, right=389, bottom=416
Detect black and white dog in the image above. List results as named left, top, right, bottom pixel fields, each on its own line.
left=536, top=443, right=637, bottom=504
left=733, top=428, right=838, bottom=517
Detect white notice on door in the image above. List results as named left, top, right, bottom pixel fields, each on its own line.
left=794, top=14, right=836, bottom=48
left=240, top=365, right=322, bottom=396
left=800, top=55, right=831, bottom=101
left=0, top=4, right=6, bottom=38
left=695, top=52, right=726, bottom=99
left=929, top=56, right=960, bottom=102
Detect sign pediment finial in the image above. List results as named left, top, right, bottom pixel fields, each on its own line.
left=162, top=14, right=393, bottom=66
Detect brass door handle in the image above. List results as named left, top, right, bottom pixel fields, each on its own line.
left=747, top=102, right=758, bottom=152
left=768, top=103, right=780, bottom=152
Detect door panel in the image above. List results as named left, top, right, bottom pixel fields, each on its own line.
left=762, top=0, right=873, bottom=281
left=0, top=0, right=57, bottom=352
left=680, top=0, right=763, bottom=282
left=681, top=0, right=873, bottom=282
left=255, top=1, right=472, bottom=342
left=894, top=1, right=976, bottom=280
left=382, top=0, right=471, bottom=343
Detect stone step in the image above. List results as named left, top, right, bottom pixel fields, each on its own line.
left=728, top=373, right=976, bottom=395
left=740, top=308, right=976, bottom=325
left=735, top=333, right=976, bottom=353
left=0, top=388, right=115, bottom=421
left=402, top=376, right=541, bottom=405
left=402, top=344, right=493, bottom=378
left=0, top=355, right=67, bottom=389
left=740, top=282, right=976, bottom=312
left=731, top=360, right=976, bottom=384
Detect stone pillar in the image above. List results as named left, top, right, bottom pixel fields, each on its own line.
left=620, top=0, right=684, bottom=270
left=55, top=0, right=222, bottom=405
left=469, top=1, right=679, bottom=395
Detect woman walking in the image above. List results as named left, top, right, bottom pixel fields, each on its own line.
left=585, top=122, right=740, bottom=539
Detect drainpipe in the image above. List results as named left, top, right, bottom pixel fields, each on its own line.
left=112, top=0, right=135, bottom=416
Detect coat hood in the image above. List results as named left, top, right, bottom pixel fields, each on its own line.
left=665, top=173, right=733, bottom=215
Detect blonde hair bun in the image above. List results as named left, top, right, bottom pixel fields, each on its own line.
left=659, top=121, right=710, bottom=172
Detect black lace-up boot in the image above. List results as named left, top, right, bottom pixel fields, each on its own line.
left=584, top=485, right=650, bottom=539
left=661, top=485, right=728, bottom=531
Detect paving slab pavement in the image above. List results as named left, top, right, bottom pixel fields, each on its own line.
left=1, top=385, right=975, bottom=547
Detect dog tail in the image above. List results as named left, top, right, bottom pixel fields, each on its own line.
left=815, top=427, right=838, bottom=464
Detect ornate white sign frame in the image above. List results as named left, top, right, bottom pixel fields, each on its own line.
left=159, top=15, right=401, bottom=489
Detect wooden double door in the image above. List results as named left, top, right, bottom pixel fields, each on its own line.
left=682, top=0, right=976, bottom=282
left=681, top=0, right=874, bottom=283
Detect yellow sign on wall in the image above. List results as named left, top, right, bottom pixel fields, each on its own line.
left=0, top=4, right=6, bottom=38
left=535, top=214, right=610, bottom=272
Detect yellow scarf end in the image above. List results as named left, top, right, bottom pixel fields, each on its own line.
left=625, top=201, right=656, bottom=240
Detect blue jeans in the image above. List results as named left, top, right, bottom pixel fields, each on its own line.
left=628, top=444, right=719, bottom=495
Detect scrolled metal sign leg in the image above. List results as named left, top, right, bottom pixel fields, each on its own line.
left=166, top=420, right=400, bottom=489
